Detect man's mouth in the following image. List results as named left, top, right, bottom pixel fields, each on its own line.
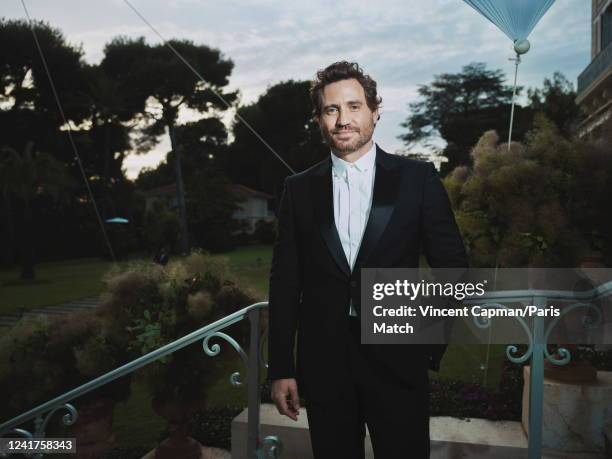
left=334, top=130, right=356, bottom=137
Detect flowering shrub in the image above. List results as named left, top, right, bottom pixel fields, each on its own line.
left=99, top=251, right=258, bottom=403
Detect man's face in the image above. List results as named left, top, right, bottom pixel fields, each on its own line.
left=315, top=78, right=379, bottom=154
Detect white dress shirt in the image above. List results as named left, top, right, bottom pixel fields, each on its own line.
left=330, top=141, right=377, bottom=316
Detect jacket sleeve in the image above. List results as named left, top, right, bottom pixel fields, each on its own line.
left=267, top=176, right=302, bottom=381
left=421, top=162, right=469, bottom=371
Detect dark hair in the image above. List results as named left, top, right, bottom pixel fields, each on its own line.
left=309, top=61, right=382, bottom=119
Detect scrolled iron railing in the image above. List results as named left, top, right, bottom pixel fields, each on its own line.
left=0, top=301, right=281, bottom=459
left=464, top=280, right=612, bottom=459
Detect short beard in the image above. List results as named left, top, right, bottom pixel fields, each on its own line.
left=322, top=122, right=374, bottom=154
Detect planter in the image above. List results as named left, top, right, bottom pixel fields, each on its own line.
left=150, top=396, right=207, bottom=459
left=68, top=397, right=116, bottom=459
left=522, top=365, right=612, bottom=454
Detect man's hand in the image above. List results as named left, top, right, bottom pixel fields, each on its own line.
left=271, top=378, right=301, bottom=421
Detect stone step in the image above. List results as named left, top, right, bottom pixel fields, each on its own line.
left=45, top=306, right=82, bottom=313
left=22, top=311, right=55, bottom=318
left=29, top=308, right=69, bottom=315
left=232, top=404, right=607, bottom=459
left=2, top=312, right=22, bottom=319
left=67, top=305, right=98, bottom=311
left=0, top=296, right=101, bottom=330
left=78, top=297, right=101, bottom=304
left=0, top=317, right=17, bottom=327
left=65, top=301, right=99, bottom=308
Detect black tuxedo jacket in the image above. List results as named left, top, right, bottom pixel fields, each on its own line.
left=267, top=145, right=468, bottom=402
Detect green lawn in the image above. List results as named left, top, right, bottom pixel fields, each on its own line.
left=210, top=244, right=273, bottom=298
left=0, top=257, right=134, bottom=315
left=436, top=344, right=506, bottom=387
left=0, top=246, right=273, bottom=317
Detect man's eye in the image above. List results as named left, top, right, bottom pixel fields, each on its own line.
left=351, top=105, right=359, bottom=110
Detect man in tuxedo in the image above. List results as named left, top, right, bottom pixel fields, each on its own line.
left=268, top=61, right=468, bottom=458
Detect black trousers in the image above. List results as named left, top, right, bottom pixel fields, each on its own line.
left=305, top=317, right=430, bottom=459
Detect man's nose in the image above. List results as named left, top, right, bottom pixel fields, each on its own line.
left=336, top=110, right=351, bottom=128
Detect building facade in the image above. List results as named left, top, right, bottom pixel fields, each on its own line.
left=576, top=0, right=612, bottom=137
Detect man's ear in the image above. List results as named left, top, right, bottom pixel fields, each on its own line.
left=373, top=109, right=380, bottom=124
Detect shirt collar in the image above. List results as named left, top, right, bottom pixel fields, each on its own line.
left=330, top=141, right=376, bottom=177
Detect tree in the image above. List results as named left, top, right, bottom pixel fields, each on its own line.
left=399, top=62, right=532, bottom=174
left=81, top=62, right=148, bottom=220
left=444, top=116, right=612, bottom=268
left=0, top=19, right=94, bottom=266
left=0, top=143, right=72, bottom=279
left=226, top=80, right=328, bottom=197
left=0, top=19, right=88, bottom=122
left=0, top=18, right=89, bottom=157
left=186, top=164, right=243, bottom=253
left=136, top=117, right=238, bottom=253
left=103, top=37, right=237, bottom=254
left=527, top=72, right=583, bottom=137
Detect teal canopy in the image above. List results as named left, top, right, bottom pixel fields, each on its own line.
left=463, top=0, right=555, bottom=41
left=105, top=217, right=129, bottom=224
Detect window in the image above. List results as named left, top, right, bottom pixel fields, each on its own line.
left=602, top=4, right=612, bottom=50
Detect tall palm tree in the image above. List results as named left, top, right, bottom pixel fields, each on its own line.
left=0, top=142, right=71, bottom=279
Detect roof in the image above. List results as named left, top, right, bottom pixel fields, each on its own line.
left=142, top=183, right=273, bottom=200
left=230, top=184, right=273, bottom=200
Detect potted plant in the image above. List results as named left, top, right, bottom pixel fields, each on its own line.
left=99, top=251, right=258, bottom=459
left=0, top=308, right=133, bottom=459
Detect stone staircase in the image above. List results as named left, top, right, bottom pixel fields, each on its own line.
left=0, top=296, right=101, bottom=329
left=232, top=404, right=611, bottom=458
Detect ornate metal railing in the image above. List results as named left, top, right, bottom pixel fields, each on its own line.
left=465, top=280, right=612, bottom=459
left=0, top=301, right=281, bottom=459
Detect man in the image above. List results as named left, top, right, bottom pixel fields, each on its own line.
left=268, top=61, right=468, bottom=458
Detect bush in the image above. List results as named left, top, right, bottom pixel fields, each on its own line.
left=99, top=251, right=258, bottom=403
left=445, top=116, right=612, bottom=267
left=430, top=357, right=524, bottom=421
left=0, top=309, right=132, bottom=420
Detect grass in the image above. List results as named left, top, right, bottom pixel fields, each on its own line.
left=0, top=257, right=135, bottom=315
left=436, top=344, right=506, bottom=387
left=210, top=244, right=273, bottom=297
left=0, top=245, right=273, bottom=316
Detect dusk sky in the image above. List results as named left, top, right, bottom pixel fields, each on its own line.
left=2, top=1, right=591, bottom=179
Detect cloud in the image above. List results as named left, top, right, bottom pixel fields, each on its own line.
left=3, top=0, right=591, bottom=178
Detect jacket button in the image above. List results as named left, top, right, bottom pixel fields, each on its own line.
left=350, top=280, right=357, bottom=287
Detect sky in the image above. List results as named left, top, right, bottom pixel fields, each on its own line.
left=2, top=0, right=592, bottom=180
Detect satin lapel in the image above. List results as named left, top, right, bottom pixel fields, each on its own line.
left=313, top=158, right=351, bottom=278
left=354, top=148, right=402, bottom=267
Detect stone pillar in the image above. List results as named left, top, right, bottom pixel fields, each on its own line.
left=522, top=366, right=612, bottom=455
